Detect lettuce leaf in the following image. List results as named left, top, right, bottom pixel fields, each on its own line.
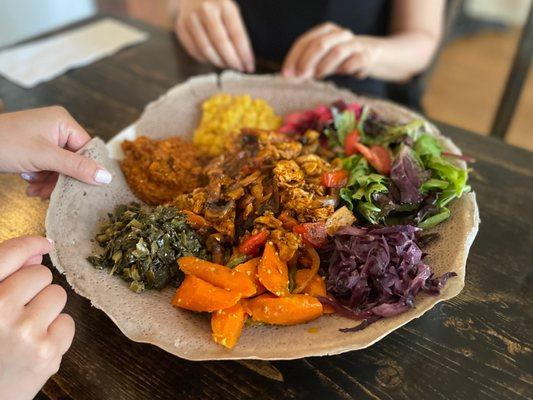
left=414, top=133, right=442, bottom=158
left=325, top=107, right=356, bottom=149
left=339, top=155, right=388, bottom=224
left=363, top=119, right=424, bottom=146
left=411, top=133, right=470, bottom=228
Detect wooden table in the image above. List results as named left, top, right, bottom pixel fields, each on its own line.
left=0, top=16, right=532, bottom=400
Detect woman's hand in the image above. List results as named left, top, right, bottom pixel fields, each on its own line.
left=282, top=0, right=444, bottom=82
left=0, top=236, right=75, bottom=400
left=175, top=0, right=254, bottom=72
left=0, top=106, right=112, bottom=199
left=282, top=22, right=382, bottom=80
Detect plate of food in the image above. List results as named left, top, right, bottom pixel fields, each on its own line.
left=45, top=71, right=479, bottom=360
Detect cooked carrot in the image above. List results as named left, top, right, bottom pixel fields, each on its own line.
left=257, top=242, right=289, bottom=296
left=247, top=294, right=323, bottom=325
left=172, top=275, right=241, bottom=312
left=182, top=210, right=210, bottom=229
left=178, top=256, right=256, bottom=298
left=292, top=245, right=320, bottom=294
left=234, top=258, right=267, bottom=296
left=211, top=302, right=247, bottom=349
left=294, top=269, right=334, bottom=314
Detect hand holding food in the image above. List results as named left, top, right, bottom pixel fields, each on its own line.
left=0, top=106, right=112, bottom=199
left=175, top=0, right=255, bottom=72
left=282, top=22, right=383, bottom=80
left=0, top=236, right=75, bottom=400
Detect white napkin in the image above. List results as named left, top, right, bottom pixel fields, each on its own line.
left=0, top=18, right=148, bottom=88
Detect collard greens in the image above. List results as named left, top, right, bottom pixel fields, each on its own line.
left=88, top=203, right=208, bottom=293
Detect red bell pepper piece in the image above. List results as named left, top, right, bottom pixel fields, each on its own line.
left=239, top=231, right=269, bottom=255
left=322, top=170, right=349, bottom=188
left=292, top=222, right=328, bottom=248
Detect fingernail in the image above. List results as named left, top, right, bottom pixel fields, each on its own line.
left=21, top=172, right=36, bottom=182
left=94, top=169, right=112, bottom=184
left=46, top=238, right=54, bottom=246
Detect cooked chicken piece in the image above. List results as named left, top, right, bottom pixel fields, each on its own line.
left=270, top=229, right=301, bottom=262
left=254, top=212, right=284, bottom=230
left=273, top=160, right=304, bottom=188
left=296, top=154, right=330, bottom=177
left=276, top=141, right=303, bottom=159
left=309, top=206, right=335, bottom=222
left=299, top=129, right=320, bottom=155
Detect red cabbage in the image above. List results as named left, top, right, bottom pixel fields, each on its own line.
left=322, top=224, right=456, bottom=331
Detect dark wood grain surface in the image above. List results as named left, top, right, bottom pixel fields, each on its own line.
left=0, top=15, right=532, bottom=400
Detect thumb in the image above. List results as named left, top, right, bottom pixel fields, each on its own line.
left=43, top=146, right=112, bottom=185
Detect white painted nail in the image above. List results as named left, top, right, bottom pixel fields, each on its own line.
left=46, top=238, right=54, bottom=246
left=20, top=172, right=34, bottom=182
left=94, top=169, right=112, bottom=184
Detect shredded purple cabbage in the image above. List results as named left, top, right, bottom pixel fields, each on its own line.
left=321, top=224, right=456, bottom=331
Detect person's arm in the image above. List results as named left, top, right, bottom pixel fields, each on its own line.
left=369, top=0, right=445, bottom=81
left=282, top=0, right=445, bottom=82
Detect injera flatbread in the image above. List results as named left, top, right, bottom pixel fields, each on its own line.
left=46, top=72, right=479, bottom=360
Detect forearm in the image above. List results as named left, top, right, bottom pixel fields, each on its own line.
left=365, top=31, right=440, bottom=82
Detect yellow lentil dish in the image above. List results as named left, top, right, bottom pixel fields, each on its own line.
left=193, top=94, right=281, bottom=156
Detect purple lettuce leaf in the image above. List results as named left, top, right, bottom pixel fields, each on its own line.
left=390, top=144, right=429, bottom=204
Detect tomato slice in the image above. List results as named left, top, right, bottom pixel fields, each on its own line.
left=344, top=130, right=361, bottom=156
left=351, top=142, right=374, bottom=160
left=292, top=222, right=328, bottom=248
left=322, top=170, right=348, bottom=188
left=239, top=231, right=269, bottom=255
left=369, top=145, right=392, bottom=175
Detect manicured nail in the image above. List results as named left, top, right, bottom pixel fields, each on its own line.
left=21, top=172, right=36, bottom=182
left=46, top=238, right=54, bottom=246
left=94, top=169, right=112, bottom=184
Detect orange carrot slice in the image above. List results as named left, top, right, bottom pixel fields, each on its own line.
left=172, top=275, right=241, bottom=312
left=247, top=294, right=323, bottom=325
left=292, top=245, right=320, bottom=294
left=211, top=302, right=247, bottom=349
left=234, top=258, right=267, bottom=296
left=257, top=242, right=289, bottom=297
left=294, top=269, right=334, bottom=314
left=178, top=256, right=256, bottom=298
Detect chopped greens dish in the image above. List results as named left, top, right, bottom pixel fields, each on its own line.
left=88, top=203, right=207, bottom=293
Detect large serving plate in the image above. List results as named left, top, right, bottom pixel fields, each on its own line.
left=46, top=72, right=479, bottom=360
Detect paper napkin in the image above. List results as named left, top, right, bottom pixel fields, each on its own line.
left=0, top=18, right=148, bottom=88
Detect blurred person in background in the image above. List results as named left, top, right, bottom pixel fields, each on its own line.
left=174, top=0, right=445, bottom=110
